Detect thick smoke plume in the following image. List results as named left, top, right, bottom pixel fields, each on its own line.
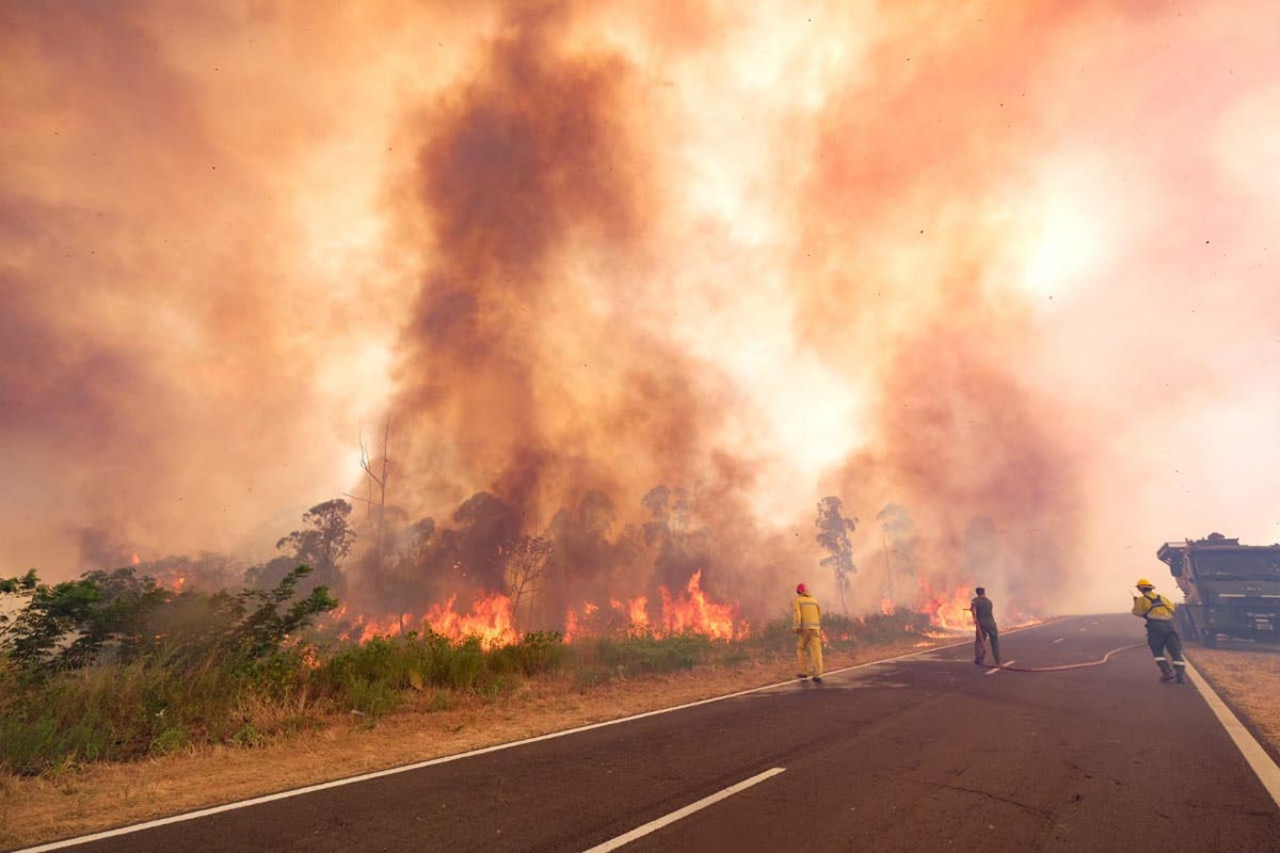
left=4, top=1, right=1280, bottom=625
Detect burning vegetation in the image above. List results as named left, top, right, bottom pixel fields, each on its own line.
left=1, top=0, right=1102, bottom=628
left=132, top=479, right=1023, bottom=647
left=0, top=552, right=934, bottom=777
left=15, top=0, right=1232, bottom=779
left=0, top=469, right=1044, bottom=775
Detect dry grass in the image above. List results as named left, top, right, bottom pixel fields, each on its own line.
left=0, top=639, right=936, bottom=849
left=1187, top=643, right=1280, bottom=760
left=9, top=634, right=1275, bottom=850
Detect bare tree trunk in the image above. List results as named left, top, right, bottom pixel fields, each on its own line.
left=882, top=530, right=895, bottom=603
left=375, top=418, right=390, bottom=569
left=346, top=417, right=392, bottom=571
left=504, top=536, right=552, bottom=633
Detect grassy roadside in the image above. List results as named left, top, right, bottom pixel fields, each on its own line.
left=1186, top=645, right=1280, bottom=765
left=0, top=634, right=944, bottom=849
left=0, top=610, right=928, bottom=776
left=10, top=623, right=1274, bottom=850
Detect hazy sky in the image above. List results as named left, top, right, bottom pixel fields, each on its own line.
left=2, top=0, right=1277, bottom=616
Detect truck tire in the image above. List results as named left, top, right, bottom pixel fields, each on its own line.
left=1202, top=630, right=1217, bottom=649
left=1177, top=609, right=1199, bottom=642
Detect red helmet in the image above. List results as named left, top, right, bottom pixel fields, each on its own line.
left=796, top=583, right=808, bottom=595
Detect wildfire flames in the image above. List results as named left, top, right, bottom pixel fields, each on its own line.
left=426, top=595, right=516, bottom=648
left=147, top=565, right=189, bottom=594
left=16, top=2, right=1272, bottom=627
left=329, top=595, right=516, bottom=648
left=918, top=579, right=977, bottom=632
left=562, top=570, right=745, bottom=642
left=565, top=571, right=747, bottom=637
left=331, top=570, right=745, bottom=648
left=914, top=578, right=1043, bottom=633
left=318, top=569, right=1048, bottom=649
left=657, top=571, right=744, bottom=640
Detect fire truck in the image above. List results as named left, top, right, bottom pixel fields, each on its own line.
left=1156, top=533, right=1280, bottom=647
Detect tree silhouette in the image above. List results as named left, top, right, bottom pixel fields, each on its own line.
left=875, top=503, right=918, bottom=601
left=816, top=496, right=857, bottom=615
left=275, top=499, right=356, bottom=591
left=504, top=535, right=554, bottom=628
left=440, top=492, right=520, bottom=592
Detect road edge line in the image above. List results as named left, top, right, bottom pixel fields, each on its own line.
left=1182, top=658, right=1280, bottom=811
left=10, top=615, right=1080, bottom=853
left=580, top=767, right=786, bottom=852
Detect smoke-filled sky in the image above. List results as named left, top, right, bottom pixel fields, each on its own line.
left=3, top=0, right=1278, bottom=615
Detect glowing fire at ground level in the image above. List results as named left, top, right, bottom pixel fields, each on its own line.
left=325, top=572, right=1031, bottom=648
left=329, top=570, right=745, bottom=647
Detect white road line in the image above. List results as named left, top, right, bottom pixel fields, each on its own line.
left=15, top=616, right=1083, bottom=853
left=984, top=660, right=1015, bottom=675
left=581, top=767, right=786, bottom=852
left=8, top=648, right=957, bottom=853
left=1052, top=637, right=1065, bottom=644
left=1184, top=659, right=1280, bottom=811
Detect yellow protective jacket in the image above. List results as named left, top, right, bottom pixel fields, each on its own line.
left=793, top=593, right=822, bottom=630
left=1132, top=592, right=1176, bottom=622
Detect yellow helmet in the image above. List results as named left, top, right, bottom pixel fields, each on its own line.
left=1136, top=578, right=1154, bottom=589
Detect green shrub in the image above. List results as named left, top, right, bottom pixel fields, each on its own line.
left=565, top=632, right=718, bottom=684
left=151, top=727, right=187, bottom=756
left=232, top=723, right=264, bottom=747
left=445, top=638, right=486, bottom=690
left=490, top=631, right=566, bottom=676
left=0, top=596, right=927, bottom=777
left=343, top=677, right=401, bottom=717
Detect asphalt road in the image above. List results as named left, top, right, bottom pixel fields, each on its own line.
left=21, top=614, right=1280, bottom=852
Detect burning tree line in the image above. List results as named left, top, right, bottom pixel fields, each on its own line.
left=202, top=486, right=936, bottom=644
left=0, top=490, right=935, bottom=777
left=0, top=483, right=755, bottom=661
left=0, top=551, right=933, bottom=776
left=224, top=484, right=753, bottom=646
left=3, top=470, right=1004, bottom=668
left=0, top=485, right=997, bottom=776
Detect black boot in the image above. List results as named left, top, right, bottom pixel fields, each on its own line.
left=1174, top=665, right=1186, bottom=684
left=1158, top=660, right=1175, bottom=682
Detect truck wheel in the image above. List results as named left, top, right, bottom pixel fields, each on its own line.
left=1202, top=631, right=1217, bottom=649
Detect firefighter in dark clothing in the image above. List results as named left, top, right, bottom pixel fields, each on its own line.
left=970, top=587, right=1002, bottom=666
left=1132, top=578, right=1186, bottom=684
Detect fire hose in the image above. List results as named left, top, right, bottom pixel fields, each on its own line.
left=973, top=626, right=1144, bottom=673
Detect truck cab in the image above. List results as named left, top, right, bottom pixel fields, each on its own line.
left=1156, top=533, right=1280, bottom=647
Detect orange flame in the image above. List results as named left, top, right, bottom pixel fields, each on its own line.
left=917, top=578, right=975, bottom=631
left=149, top=568, right=188, bottom=593
left=328, top=573, right=744, bottom=648
left=353, top=613, right=406, bottom=644
left=627, top=595, right=649, bottom=633
left=563, top=574, right=743, bottom=641
left=424, top=593, right=517, bottom=649
left=563, top=600, right=602, bottom=643
left=327, top=595, right=518, bottom=648
left=658, top=570, right=744, bottom=640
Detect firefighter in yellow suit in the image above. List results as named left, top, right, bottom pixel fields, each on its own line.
left=1132, top=578, right=1186, bottom=684
left=793, top=583, right=824, bottom=683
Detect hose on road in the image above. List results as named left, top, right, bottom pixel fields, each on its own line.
left=974, top=631, right=1146, bottom=673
